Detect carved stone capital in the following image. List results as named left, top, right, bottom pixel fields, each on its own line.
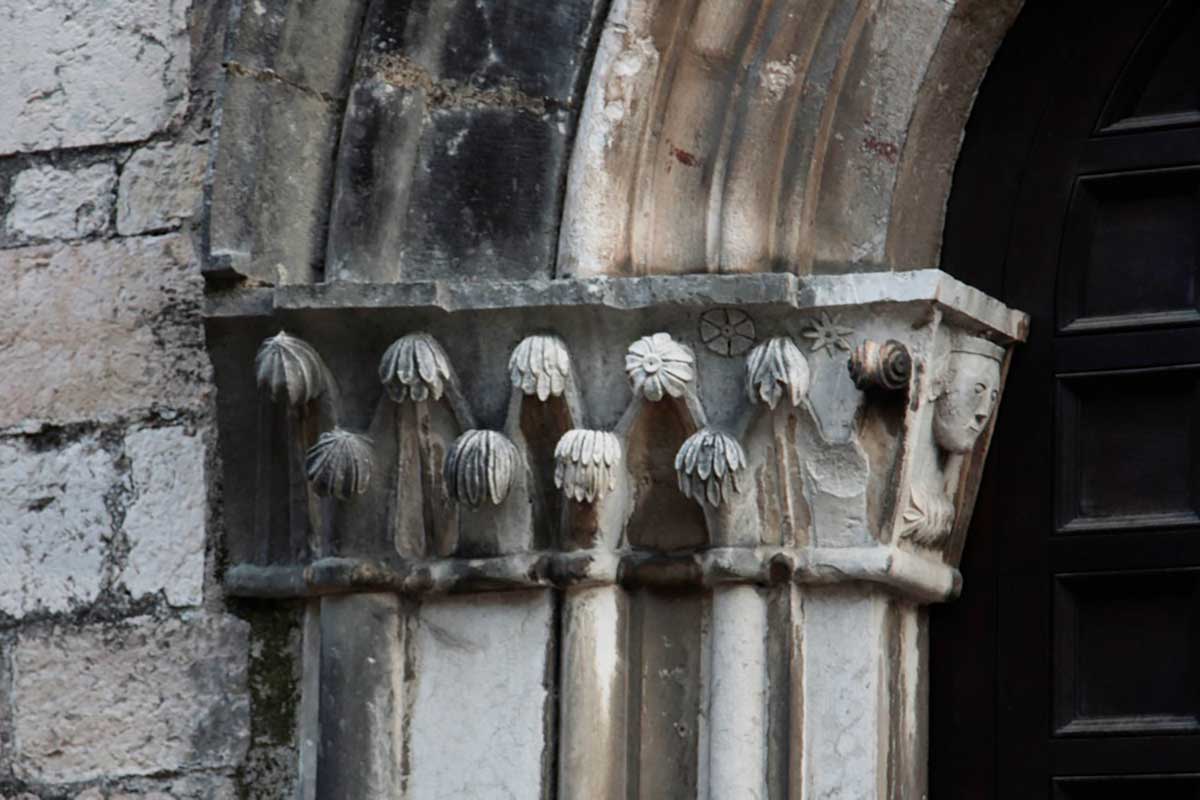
left=211, top=270, right=1027, bottom=600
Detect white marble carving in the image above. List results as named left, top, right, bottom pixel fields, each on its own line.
left=625, top=333, right=695, bottom=401
left=445, top=430, right=519, bottom=507
left=675, top=429, right=746, bottom=507
left=932, top=337, right=1004, bottom=453
left=745, top=336, right=809, bottom=409
left=554, top=430, right=622, bottom=503
left=379, top=332, right=453, bottom=403
left=305, top=429, right=373, bottom=499
left=848, top=340, right=912, bottom=392
left=255, top=331, right=327, bottom=405
left=899, top=488, right=956, bottom=547
left=509, top=335, right=572, bottom=401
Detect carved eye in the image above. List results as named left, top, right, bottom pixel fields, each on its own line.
left=974, top=382, right=987, bottom=395
left=991, top=390, right=999, bottom=402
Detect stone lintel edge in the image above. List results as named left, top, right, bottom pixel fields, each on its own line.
left=205, top=270, right=1030, bottom=343
left=222, top=545, right=962, bottom=604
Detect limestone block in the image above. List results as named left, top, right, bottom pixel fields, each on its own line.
left=326, top=97, right=571, bottom=281
left=357, top=0, right=606, bottom=102
left=117, top=143, right=207, bottom=235
left=409, top=592, right=553, bottom=799
left=120, top=427, right=207, bottom=607
left=74, top=774, right=238, bottom=799
left=206, top=74, right=342, bottom=284
left=3, top=164, right=116, bottom=244
left=224, top=0, right=367, bottom=99
left=0, top=0, right=189, bottom=155
left=0, top=235, right=209, bottom=427
left=10, top=613, right=250, bottom=783
left=0, top=436, right=113, bottom=618
left=803, top=586, right=889, bottom=799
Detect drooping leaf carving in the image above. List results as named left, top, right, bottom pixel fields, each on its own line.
left=445, top=429, right=519, bottom=507
left=554, top=429, right=622, bottom=503
left=746, top=336, right=810, bottom=409
left=255, top=331, right=327, bottom=406
left=509, top=335, right=572, bottom=402
left=379, top=332, right=453, bottom=403
left=305, top=429, right=373, bottom=499
left=675, top=429, right=746, bottom=507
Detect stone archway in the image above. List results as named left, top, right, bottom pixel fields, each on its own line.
left=207, top=0, right=1022, bottom=286
left=203, top=2, right=1029, bottom=798
left=559, top=0, right=1023, bottom=277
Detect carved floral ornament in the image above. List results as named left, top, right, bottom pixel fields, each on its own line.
left=232, top=272, right=1026, bottom=603
left=253, top=322, right=1010, bottom=522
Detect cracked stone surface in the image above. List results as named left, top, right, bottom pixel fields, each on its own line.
left=0, top=436, right=113, bottom=619
left=120, top=426, right=207, bottom=607
left=0, top=235, right=210, bottom=428
left=10, top=613, right=250, bottom=783
left=409, top=592, right=552, bottom=799
left=117, top=142, right=207, bottom=235
left=3, top=163, right=117, bottom=244
left=0, top=0, right=190, bottom=155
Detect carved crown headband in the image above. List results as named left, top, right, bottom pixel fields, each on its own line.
left=949, top=336, right=1005, bottom=363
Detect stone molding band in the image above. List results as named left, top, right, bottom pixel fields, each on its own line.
left=223, top=545, right=960, bottom=603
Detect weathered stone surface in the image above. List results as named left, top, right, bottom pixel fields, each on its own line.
left=0, top=0, right=189, bottom=155
left=0, top=436, right=113, bottom=619
left=72, top=774, right=238, bottom=799
left=319, top=0, right=606, bottom=283
left=802, top=586, right=888, bottom=800
left=120, top=427, right=207, bottom=607
left=0, top=235, right=209, bottom=428
left=326, top=95, right=571, bottom=281
left=206, top=74, right=342, bottom=284
left=409, top=592, right=552, bottom=798
left=10, top=613, right=250, bottom=783
left=317, top=596, right=404, bottom=797
left=261, top=269, right=1028, bottom=340
left=358, top=0, right=606, bottom=102
left=117, top=143, right=207, bottom=235
left=3, top=164, right=116, bottom=244
left=224, top=0, right=367, bottom=98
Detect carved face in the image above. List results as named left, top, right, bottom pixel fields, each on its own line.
left=933, top=352, right=1001, bottom=453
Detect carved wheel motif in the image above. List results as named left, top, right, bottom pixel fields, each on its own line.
left=699, top=308, right=756, bottom=356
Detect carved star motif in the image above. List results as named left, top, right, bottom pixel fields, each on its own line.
left=801, top=313, right=854, bottom=356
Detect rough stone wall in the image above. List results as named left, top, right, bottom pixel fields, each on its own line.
left=0, top=2, right=295, bottom=797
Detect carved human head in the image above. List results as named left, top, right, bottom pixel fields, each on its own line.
left=932, top=337, right=1005, bottom=454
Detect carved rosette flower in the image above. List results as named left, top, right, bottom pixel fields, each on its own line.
left=675, top=429, right=746, bottom=508
left=509, top=335, right=572, bottom=401
left=255, top=331, right=327, bottom=406
left=745, top=337, right=810, bottom=409
left=305, top=429, right=373, bottom=499
left=699, top=308, right=756, bottom=356
left=625, top=333, right=695, bottom=402
left=899, top=488, right=956, bottom=547
left=848, top=339, right=912, bottom=392
left=378, top=333, right=453, bottom=403
left=554, top=430, right=622, bottom=503
left=445, top=430, right=519, bottom=507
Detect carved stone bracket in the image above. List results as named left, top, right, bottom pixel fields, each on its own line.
left=207, top=270, right=1028, bottom=603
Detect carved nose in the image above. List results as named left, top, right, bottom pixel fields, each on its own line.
left=974, top=412, right=989, bottom=425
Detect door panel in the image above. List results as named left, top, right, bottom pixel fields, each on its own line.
left=934, top=1, right=1200, bottom=796
left=1054, top=775, right=1200, bottom=800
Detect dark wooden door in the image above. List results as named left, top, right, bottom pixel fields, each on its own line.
left=933, top=1, right=1200, bottom=797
